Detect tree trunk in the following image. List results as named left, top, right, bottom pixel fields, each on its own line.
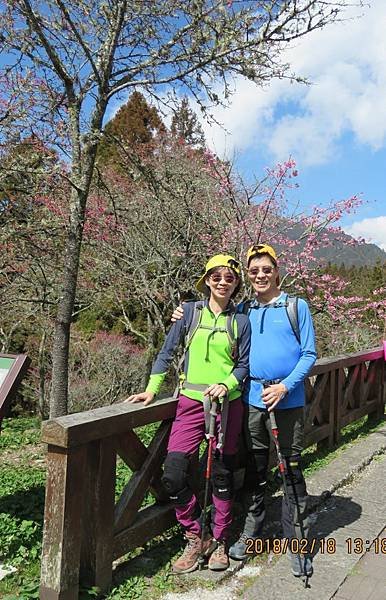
left=38, top=329, right=47, bottom=418
left=50, top=194, right=85, bottom=418
left=49, top=89, right=107, bottom=418
left=141, top=315, right=158, bottom=389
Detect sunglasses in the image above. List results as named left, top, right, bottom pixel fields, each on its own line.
left=247, top=266, right=275, bottom=277
left=209, top=273, right=237, bottom=284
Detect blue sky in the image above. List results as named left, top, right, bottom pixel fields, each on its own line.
left=4, top=1, right=383, bottom=250
left=193, top=0, right=386, bottom=251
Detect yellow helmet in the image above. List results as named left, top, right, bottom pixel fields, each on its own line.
left=196, top=254, right=241, bottom=295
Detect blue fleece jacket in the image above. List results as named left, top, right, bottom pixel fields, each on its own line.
left=240, top=292, right=317, bottom=409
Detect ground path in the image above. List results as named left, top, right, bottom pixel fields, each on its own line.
left=161, top=422, right=386, bottom=600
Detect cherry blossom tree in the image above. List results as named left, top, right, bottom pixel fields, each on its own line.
left=0, top=0, right=363, bottom=415
left=85, top=138, right=386, bottom=369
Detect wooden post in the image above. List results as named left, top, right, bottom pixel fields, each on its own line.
left=335, top=367, right=345, bottom=445
left=316, top=370, right=336, bottom=451
left=368, top=358, right=385, bottom=422
left=328, top=369, right=337, bottom=448
left=40, top=444, right=86, bottom=600
left=80, top=436, right=117, bottom=593
left=376, top=358, right=385, bottom=419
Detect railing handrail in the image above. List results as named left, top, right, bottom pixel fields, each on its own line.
left=311, top=346, right=383, bottom=374
left=41, top=346, right=384, bottom=448
left=41, top=396, right=178, bottom=448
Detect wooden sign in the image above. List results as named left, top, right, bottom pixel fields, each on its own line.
left=0, top=353, right=31, bottom=422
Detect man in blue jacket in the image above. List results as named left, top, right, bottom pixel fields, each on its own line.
left=229, top=244, right=316, bottom=578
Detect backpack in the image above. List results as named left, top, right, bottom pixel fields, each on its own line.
left=240, top=295, right=300, bottom=344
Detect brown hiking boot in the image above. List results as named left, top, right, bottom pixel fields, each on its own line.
left=172, top=532, right=215, bottom=574
left=208, top=539, right=229, bottom=571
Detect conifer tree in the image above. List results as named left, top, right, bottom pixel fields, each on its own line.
left=171, top=97, right=205, bottom=148
left=98, top=91, right=165, bottom=167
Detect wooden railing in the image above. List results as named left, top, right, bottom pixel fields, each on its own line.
left=39, top=347, right=385, bottom=599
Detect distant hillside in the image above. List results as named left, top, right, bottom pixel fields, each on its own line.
left=318, top=236, right=386, bottom=267
left=277, top=222, right=386, bottom=267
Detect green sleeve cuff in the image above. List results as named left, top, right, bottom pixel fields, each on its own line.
left=221, top=373, right=239, bottom=394
left=146, top=373, right=166, bottom=395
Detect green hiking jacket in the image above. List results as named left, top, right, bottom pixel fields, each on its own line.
left=146, top=300, right=251, bottom=401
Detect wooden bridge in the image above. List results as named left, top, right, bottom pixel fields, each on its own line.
left=39, top=346, right=385, bottom=599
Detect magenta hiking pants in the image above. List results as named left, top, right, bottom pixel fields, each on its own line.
left=166, top=394, right=243, bottom=541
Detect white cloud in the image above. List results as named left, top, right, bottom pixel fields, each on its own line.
left=344, top=216, right=386, bottom=250
left=199, top=0, right=386, bottom=166
left=103, top=2, right=386, bottom=170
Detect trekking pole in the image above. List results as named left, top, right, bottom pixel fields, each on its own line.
left=198, top=398, right=218, bottom=570
left=269, top=409, right=310, bottom=588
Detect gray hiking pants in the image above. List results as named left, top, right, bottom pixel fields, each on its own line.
left=242, top=405, right=310, bottom=542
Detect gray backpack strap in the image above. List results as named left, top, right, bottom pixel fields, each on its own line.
left=226, top=313, right=238, bottom=361
left=286, top=295, right=300, bottom=344
left=173, top=301, right=204, bottom=398
left=185, top=300, right=205, bottom=348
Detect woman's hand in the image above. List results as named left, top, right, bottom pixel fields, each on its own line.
left=125, top=391, right=155, bottom=406
left=171, top=305, right=184, bottom=323
left=261, top=383, right=287, bottom=412
left=204, top=383, right=228, bottom=400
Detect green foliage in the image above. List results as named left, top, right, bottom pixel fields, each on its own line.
left=0, top=472, right=44, bottom=594
left=325, top=261, right=386, bottom=298
left=0, top=514, right=40, bottom=564
left=75, top=303, right=124, bottom=335
left=0, top=418, right=45, bottom=598
left=2, top=574, right=40, bottom=600
left=0, top=417, right=40, bottom=450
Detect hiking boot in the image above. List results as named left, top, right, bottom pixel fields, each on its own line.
left=208, top=539, right=229, bottom=571
left=172, top=532, right=215, bottom=574
left=288, top=552, right=313, bottom=578
left=229, top=533, right=251, bottom=561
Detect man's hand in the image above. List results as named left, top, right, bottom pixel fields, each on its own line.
left=261, top=383, right=287, bottom=412
left=171, top=305, right=184, bottom=323
left=204, top=383, right=228, bottom=400
left=125, top=391, right=155, bottom=406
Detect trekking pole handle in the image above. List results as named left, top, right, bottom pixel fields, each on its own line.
left=269, top=410, right=278, bottom=431
left=209, top=399, right=218, bottom=438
